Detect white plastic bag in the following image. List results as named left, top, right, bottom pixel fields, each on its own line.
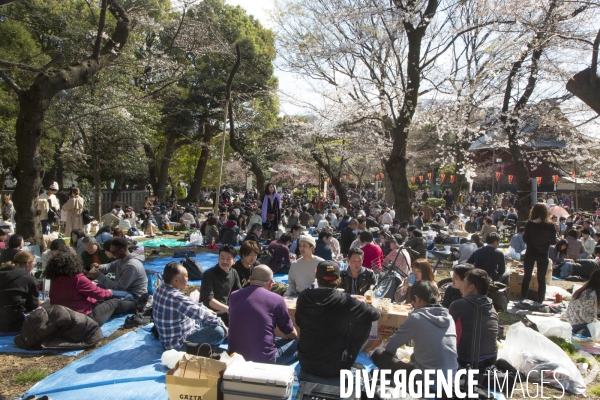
left=498, top=322, right=586, bottom=394
left=588, top=320, right=600, bottom=341
left=573, top=350, right=599, bottom=385
left=526, top=315, right=572, bottom=341
left=189, top=289, right=200, bottom=303
left=161, top=349, right=185, bottom=369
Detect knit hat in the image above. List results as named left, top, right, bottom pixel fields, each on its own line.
left=298, top=235, right=316, bottom=247
left=315, top=260, right=340, bottom=282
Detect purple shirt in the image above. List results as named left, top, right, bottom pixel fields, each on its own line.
left=228, top=285, right=294, bottom=362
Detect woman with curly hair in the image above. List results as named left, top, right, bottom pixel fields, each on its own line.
left=46, top=251, right=138, bottom=326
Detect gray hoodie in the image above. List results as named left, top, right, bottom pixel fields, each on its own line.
left=386, top=305, right=458, bottom=374
left=98, top=253, right=148, bottom=298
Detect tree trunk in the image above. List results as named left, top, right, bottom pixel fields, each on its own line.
left=110, top=173, right=126, bottom=208
left=506, top=125, right=532, bottom=221
left=385, top=131, right=411, bottom=220
left=185, top=128, right=212, bottom=202
left=566, top=68, right=600, bottom=115
left=311, top=153, right=350, bottom=208
left=154, top=135, right=191, bottom=202
left=251, top=162, right=266, bottom=201
left=9, top=0, right=132, bottom=244
left=143, top=143, right=159, bottom=192
left=0, top=170, right=6, bottom=191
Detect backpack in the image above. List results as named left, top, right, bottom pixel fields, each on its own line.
left=128, top=227, right=141, bottom=237
left=47, top=199, right=58, bottom=223
left=146, top=270, right=162, bottom=295
left=257, top=247, right=274, bottom=266
left=182, top=255, right=203, bottom=281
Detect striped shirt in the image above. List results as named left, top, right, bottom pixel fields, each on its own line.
left=153, top=284, right=221, bottom=350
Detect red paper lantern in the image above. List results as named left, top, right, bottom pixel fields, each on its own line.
left=572, top=170, right=576, bottom=176
left=441, top=174, right=445, bottom=181
left=537, top=177, right=542, bottom=185
left=508, top=175, right=513, bottom=183
left=427, top=172, right=432, bottom=180
left=495, top=172, right=501, bottom=181
left=411, top=177, right=415, bottom=184
left=450, top=175, right=455, bottom=183
left=587, top=171, right=592, bottom=178
left=553, top=175, right=558, bottom=183
left=419, top=175, right=423, bottom=183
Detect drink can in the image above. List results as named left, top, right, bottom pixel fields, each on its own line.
left=555, top=293, right=562, bottom=303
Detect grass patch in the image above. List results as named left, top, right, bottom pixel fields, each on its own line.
left=15, top=368, right=50, bottom=384
left=590, top=384, right=600, bottom=396
left=547, top=336, right=577, bottom=356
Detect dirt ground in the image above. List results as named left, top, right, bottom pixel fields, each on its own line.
left=1, top=254, right=597, bottom=399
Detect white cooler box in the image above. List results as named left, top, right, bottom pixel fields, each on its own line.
left=221, top=361, right=294, bottom=400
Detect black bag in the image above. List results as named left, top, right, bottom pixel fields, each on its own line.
left=182, top=255, right=203, bottom=280
left=82, top=209, right=92, bottom=225
left=47, top=199, right=58, bottom=223
left=173, top=250, right=195, bottom=258
left=257, top=247, right=274, bottom=266
left=487, top=282, right=509, bottom=312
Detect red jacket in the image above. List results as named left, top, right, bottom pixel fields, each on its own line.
left=362, top=244, right=384, bottom=273
left=50, top=273, right=112, bottom=314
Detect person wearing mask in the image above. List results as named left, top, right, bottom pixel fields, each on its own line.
left=340, top=248, right=377, bottom=295
left=200, top=245, right=242, bottom=326
left=285, top=236, right=324, bottom=296
left=88, top=237, right=148, bottom=301
left=566, top=269, right=600, bottom=337
left=0, top=234, right=24, bottom=265
left=441, top=263, right=474, bottom=308
left=395, top=259, right=436, bottom=304
left=228, top=265, right=298, bottom=364
left=510, top=226, right=527, bottom=255
left=0, top=251, right=39, bottom=332
left=153, top=262, right=227, bottom=350
left=449, top=269, right=498, bottom=370
left=372, top=281, right=457, bottom=389
left=522, top=203, right=558, bottom=303
left=295, top=261, right=380, bottom=383
left=314, top=230, right=334, bottom=261
left=467, top=233, right=507, bottom=284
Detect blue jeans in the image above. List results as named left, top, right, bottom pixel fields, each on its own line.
left=559, top=262, right=574, bottom=278
left=185, top=324, right=226, bottom=347
left=572, top=323, right=591, bottom=337
left=41, top=220, right=50, bottom=235
left=111, top=290, right=135, bottom=301
left=273, top=338, right=299, bottom=365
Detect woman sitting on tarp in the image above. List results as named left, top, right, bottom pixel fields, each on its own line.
left=45, top=250, right=140, bottom=326
left=0, top=251, right=39, bottom=333
left=566, top=269, right=600, bottom=337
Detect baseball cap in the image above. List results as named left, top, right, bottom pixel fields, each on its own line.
left=315, top=260, right=340, bottom=281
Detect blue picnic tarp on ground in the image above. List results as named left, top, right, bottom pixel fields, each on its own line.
left=25, top=324, right=375, bottom=400
left=0, top=314, right=127, bottom=356
left=139, top=238, right=188, bottom=247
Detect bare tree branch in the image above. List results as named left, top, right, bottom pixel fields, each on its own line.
left=0, top=59, right=43, bottom=73
left=93, top=0, right=108, bottom=60
left=0, top=67, right=23, bottom=95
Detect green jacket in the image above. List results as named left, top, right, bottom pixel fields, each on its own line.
left=81, top=247, right=112, bottom=272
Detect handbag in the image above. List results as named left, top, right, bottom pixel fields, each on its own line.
left=82, top=209, right=92, bottom=225
left=487, top=282, right=509, bottom=312
left=47, top=199, right=57, bottom=223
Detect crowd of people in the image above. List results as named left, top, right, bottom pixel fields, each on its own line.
left=1, top=181, right=600, bottom=393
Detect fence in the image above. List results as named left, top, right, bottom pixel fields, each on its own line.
left=100, top=190, right=148, bottom=215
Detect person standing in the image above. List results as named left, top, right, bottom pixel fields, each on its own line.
left=1, top=194, right=14, bottom=231
left=261, top=183, right=281, bottom=240
left=522, top=203, right=558, bottom=303
left=62, top=187, right=85, bottom=238
left=38, top=182, right=60, bottom=234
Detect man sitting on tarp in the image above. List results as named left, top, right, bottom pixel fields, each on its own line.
left=153, top=262, right=227, bottom=350
left=80, top=236, right=111, bottom=272
left=228, top=265, right=298, bottom=364
left=295, top=260, right=380, bottom=385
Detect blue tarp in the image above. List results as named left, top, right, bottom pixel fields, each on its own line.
left=0, top=314, right=127, bottom=356
left=25, top=324, right=375, bottom=400
left=139, top=238, right=188, bottom=248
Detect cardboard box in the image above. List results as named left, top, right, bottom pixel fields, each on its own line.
left=509, top=271, right=539, bottom=298
left=377, top=309, right=410, bottom=340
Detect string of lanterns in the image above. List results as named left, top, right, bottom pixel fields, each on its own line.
left=410, top=173, right=456, bottom=183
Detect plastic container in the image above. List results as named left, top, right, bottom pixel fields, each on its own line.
left=221, top=361, right=294, bottom=400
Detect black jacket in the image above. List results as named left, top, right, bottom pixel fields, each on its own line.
left=14, top=305, right=103, bottom=350
left=314, top=240, right=333, bottom=260
left=570, top=259, right=600, bottom=279
left=0, top=248, right=21, bottom=265
left=523, top=221, right=557, bottom=256
left=0, top=266, right=39, bottom=332
left=441, top=286, right=462, bottom=308
left=464, top=221, right=478, bottom=233
left=340, top=227, right=357, bottom=256
left=243, top=232, right=261, bottom=244
left=449, top=295, right=498, bottom=364
left=467, top=246, right=505, bottom=281
left=340, top=268, right=377, bottom=295
left=218, top=221, right=240, bottom=246
left=404, top=237, right=427, bottom=259
left=295, top=288, right=379, bottom=377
